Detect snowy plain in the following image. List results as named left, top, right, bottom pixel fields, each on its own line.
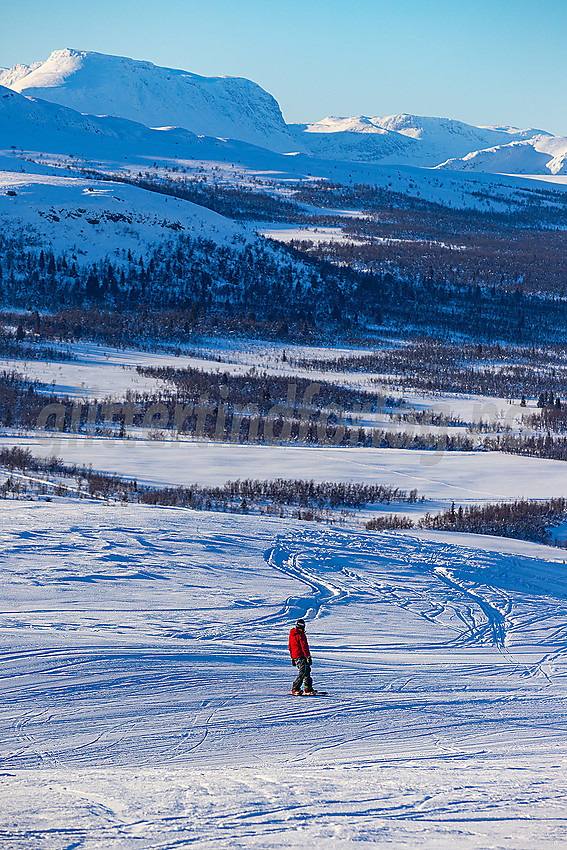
left=1, top=338, right=530, bottom=436
left=2, top=433, right=567, bottom=512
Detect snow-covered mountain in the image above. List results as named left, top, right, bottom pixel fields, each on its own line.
left=0, top=82, right=170, bottom=149
left=289, top=114, right=550, bottom=168
left=0, top=83, right=297, bottom=171
left=0, top=48, right=302, bottom=154
left=3, top=82, right=567, bottom=221
left=289, top=116, right=417, bottom=163
left=437, top=134, right=567, bottom=175
left=2, top=48, right=565, bottom=175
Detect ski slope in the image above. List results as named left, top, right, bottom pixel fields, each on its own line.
left=1, top=502, right=567, bottom=847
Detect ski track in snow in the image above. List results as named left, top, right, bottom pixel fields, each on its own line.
left=2, top=502, right=567, bottom=846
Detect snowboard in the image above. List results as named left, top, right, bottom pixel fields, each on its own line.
left=290, top=690, right=329, bottom=696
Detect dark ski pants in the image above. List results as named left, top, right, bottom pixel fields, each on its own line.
left=293, top=658, right=313, bottom=692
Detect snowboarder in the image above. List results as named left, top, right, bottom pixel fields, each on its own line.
left=289, top=618, right=316, bottom=695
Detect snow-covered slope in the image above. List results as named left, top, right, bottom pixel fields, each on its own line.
left=0, top=48, right=302, bottom=154
left=289, top=116, right=417, bottom=163
left=438, top=133, right=567, bottom=175
left=0, top=83, right=301, bottom=173
left=0, top=160, right=251, bottom=266
left=290, top=113, right=549, bottom=167
left=2, top=500, right=567, bottom=847
left=0, top=82, right=200, bottom=157
left=2, top=49, right=564, bottom=175
left=4, top=82, right=567, bottom=228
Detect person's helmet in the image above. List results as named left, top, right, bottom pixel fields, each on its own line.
left=296, top=619, right=306, bottom=629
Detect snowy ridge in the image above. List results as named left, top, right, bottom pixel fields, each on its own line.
left=0, top=83, right=200, bottom=154
left=0, top=83, right=286, bottom=167
left=0, top=48, right=302, bottom=154
left=7, top=81, right=567, bottom=224
left=2, top=48, right=562, bottom=174
left=2, top=48, right=567, bottom=177
left=438, top=133, right=567, bottom=175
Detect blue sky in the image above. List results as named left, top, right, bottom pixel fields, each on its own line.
left=2, top=0, right=566, bottom=133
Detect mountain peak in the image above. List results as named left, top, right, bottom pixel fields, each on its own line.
left=0, top=49, right=302, bottom=153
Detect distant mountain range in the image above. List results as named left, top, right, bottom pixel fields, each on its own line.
left=436, top=134, right=567, bottom=175
left=289, top=115, right=567, bottom=174
left=1, top=48, right=566, bottom=175
left=288, top=114, right=550, bottom=168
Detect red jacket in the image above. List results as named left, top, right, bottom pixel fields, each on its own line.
left=289, top=627, right=310, bottom=660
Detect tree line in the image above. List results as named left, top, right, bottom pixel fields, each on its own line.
left=290, top=339, right=567, bottom=403
left=4, top=216, right=567, bottom=345
left=417, top=498, right=567, bottom=545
